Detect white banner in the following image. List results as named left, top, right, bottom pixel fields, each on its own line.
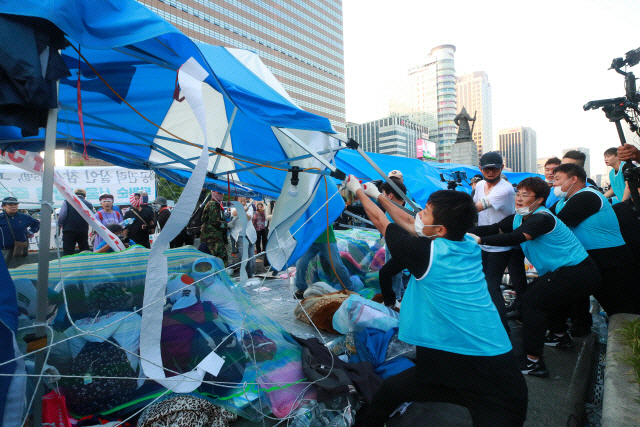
left=0, top=165, right=155, bottom=208
left=0, top=150, right=125, bottom=252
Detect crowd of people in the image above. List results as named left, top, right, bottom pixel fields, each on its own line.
left=339, top=146, right=640, bottom=426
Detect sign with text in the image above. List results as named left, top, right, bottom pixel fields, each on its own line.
left=0, top=165, right=155, bottom=207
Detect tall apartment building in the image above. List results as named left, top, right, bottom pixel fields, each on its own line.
left=455, top=71, right=492, bottom=158
left=562, top=147, right=591, bottom=178
left=137, top=0, right=346, bottom=133
left=389, top=45, right=457, bottom=162
left=498, top=127, right=537, bottom=173
left=346, top=116, right=429, bottom=158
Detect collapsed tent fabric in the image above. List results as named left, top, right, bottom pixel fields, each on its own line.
left=0, top=0, right=345, bottom=269
left=10, top=246, right=313, bottom=421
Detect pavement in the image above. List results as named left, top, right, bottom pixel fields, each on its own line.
left=228, top=255, right=596, bottom=427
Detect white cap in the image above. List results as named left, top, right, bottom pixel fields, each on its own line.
left=388, top=170, right=403, bottom=180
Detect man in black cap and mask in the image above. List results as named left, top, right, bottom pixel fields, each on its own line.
left=473, top=152, right=518, bottom=333
left=0, top=196, right=40, bottom=268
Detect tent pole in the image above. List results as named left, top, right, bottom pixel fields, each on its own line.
left=211, top=106, right=237, bottom=175
left=32, top=87, right=58, bottom=427
left=275, top=128, right=338, bottom=173
left=353, top=146, right=421, bottom=213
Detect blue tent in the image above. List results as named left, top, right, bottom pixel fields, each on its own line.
left=335, top=149, right=447, bottom=207
left=0, top=0, right=346, bottom=269
left=425, top=161, right=543, bottom=192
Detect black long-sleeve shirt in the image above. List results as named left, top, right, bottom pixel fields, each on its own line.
left=469, top=212, right=556, bottom=247
left=550, top=190, right=628, bottom=268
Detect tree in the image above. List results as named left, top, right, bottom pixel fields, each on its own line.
left=156, top=177, right=184, bottom=202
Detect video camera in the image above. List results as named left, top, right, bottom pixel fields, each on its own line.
left=440, top=171, right=468, bottom=190
left=584, top=47, right=640, bottom=210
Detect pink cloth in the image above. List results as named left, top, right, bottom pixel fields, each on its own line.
left=257, top=361, right=317, bottom=418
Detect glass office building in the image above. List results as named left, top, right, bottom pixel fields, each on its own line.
left=389, top=45, right=457, bottom=162
left=456, top=71, right=493, bottom=158
left=346, top=117, right=429, bottom=159
left=137, top=0, right=346, bottom=133
left=498, top=126, right=537, bottom=173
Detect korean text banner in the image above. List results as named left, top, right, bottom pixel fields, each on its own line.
left=0, top=166, right=156, bottom=207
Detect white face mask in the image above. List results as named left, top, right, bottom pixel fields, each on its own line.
left=414, top=214, right=442, bottom=238
left=553, top=179, right=576, bottom=199
left=515, top=200, right=540, bottom=216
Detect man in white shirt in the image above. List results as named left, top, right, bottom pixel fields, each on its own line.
left=473, top=152, right=516, bottom=332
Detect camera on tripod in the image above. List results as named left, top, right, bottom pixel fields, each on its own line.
left=440, top=171, right=468, bottom=190
left=584, top=47, right=640, bottom=208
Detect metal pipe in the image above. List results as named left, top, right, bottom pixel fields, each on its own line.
left=32, top=89, right=58, bottom=427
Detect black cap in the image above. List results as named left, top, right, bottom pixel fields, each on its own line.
left=2, top=196, right=18, bottom=205
left=480, top=152, right=503, bottom=169
left=152, top=196, right=168, bottom=205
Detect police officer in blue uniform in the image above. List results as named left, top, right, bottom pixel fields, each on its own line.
left=0, top=197, right=40, bottom=268
left=469, top=177, right=602, bottom=377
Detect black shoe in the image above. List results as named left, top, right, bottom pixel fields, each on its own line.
left=520, top=356, right=549, bottom=377
left=544, top=332, right=574, bottom=348
left=294, top=289, right=305, bottom=300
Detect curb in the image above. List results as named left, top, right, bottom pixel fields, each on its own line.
left=601, top=313, right=640, bottom=427
left=566, top=332, right=596, bottom=427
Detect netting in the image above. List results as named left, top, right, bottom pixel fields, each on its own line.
left=303, top=229, right=385, bottom=299
left=7, top=246, right=329, bottom=423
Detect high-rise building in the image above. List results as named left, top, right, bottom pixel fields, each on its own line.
left=137, top=0, right=346, bottom=133
left=389, top=45, right=457, bottom=162
left=498, top=127, right=537, bottom=173
left=346, top=117, right=429, bottom=158
left=562, top=147, right=591, bottom=178
left=455, top=71, right=492, bottom=158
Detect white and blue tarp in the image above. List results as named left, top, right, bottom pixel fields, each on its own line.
left=0, top=0, right=346, bottom=268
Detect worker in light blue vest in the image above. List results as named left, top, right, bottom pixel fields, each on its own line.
left=469, top=177, right=602, bottom=378
left=345, top=175, right=527, bottom=427
left=604, top=146, right=631, bottom=203
left=543, top=157, right=562, bottom=208
left=551, top=163, right=640, bottom=318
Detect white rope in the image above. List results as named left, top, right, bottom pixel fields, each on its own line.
left=6, top=186, right=349, bottom=423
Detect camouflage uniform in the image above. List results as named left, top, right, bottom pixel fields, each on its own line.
left=200, top=200, right=229, bottom=266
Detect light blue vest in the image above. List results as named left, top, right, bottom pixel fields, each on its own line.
left=398, top=236, right=512, bottom=356
left=513, top=207, right=588, bottom=276
left=610, top=162, right=627, bottom=201
left=545, top=189, right=561, bottom=209
left=554, top=187, right=625, bottom=251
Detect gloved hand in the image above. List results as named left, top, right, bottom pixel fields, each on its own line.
left=466, top=233, right=481, bottom=244
left=345, top=174, right=362, bottom=194
left=362, top=182, right=381, bottom=199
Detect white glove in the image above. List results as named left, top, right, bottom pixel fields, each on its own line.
left=362, top=182, right=381, bottom=199
left=466, top=233, right=481, bottom=244
left=345, top=175, right=362, bottom=194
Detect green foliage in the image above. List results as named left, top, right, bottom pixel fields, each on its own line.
left=616, top=319, right=640, bottom=397
left=156, top=177, right=184, bottom=202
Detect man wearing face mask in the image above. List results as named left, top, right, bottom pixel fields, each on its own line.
left=469, top=177, right=602, bottom=378
left=473, top=152, right=516, bottom=333
left=345, top=175, right=527, bottom=427
left=550, top=164, right=640, bottom=320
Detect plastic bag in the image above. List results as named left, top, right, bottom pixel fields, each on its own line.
left=385, top=330, right=416, bottom=361
left=332, top=294, right=399, bottom=335
left=42, top=391, right=72, bottom=427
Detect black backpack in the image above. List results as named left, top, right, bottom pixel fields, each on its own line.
left=63, top=338, right=138, bottom=415
left=187, top=202, right=206, bottom=237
